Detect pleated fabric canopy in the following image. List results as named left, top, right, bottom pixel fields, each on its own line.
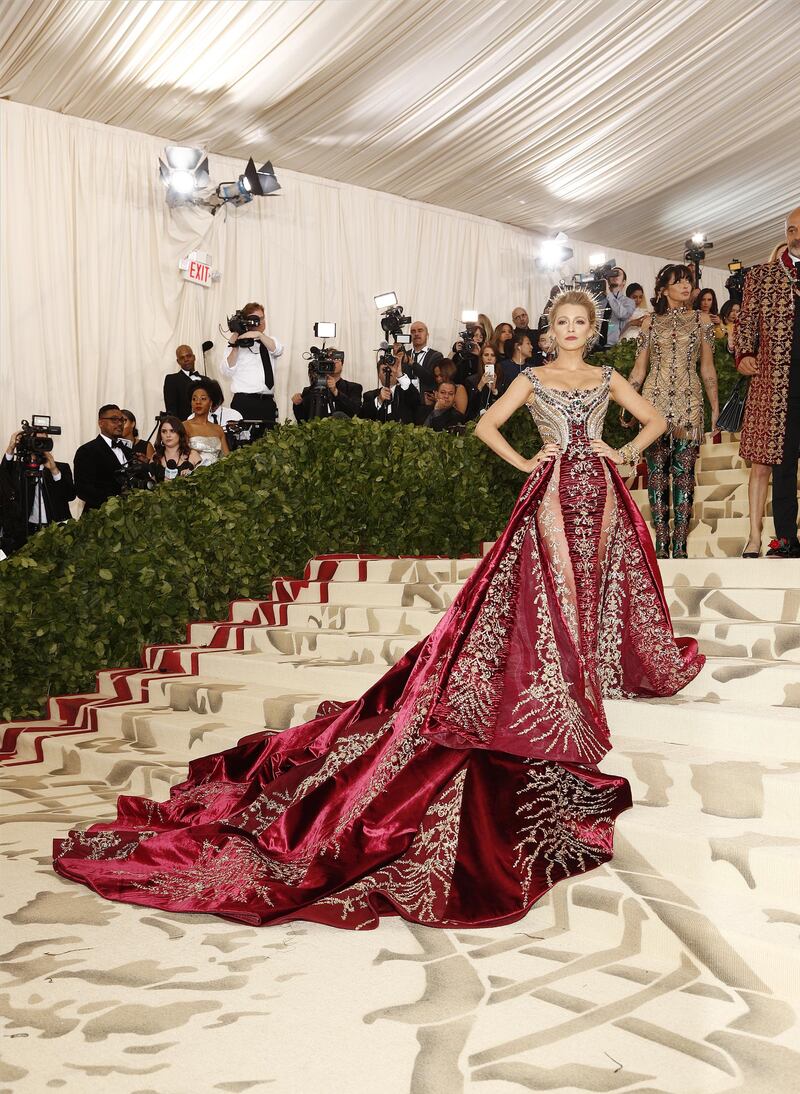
left=0, top=0, right=796, bottom=265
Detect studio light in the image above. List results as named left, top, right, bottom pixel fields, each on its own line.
left=691, top=233, right=706, bottom=245
left=536, top=232, right=573, bottom=272
left=589, top=252, right=606, bottom=267
left=158, top=145, right=210, bottom=206
left=158, top=148, right=280, bottom=214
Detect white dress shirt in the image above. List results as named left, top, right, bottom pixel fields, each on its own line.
left=3, top=451, right=62, bottom=524
left=374, top=372, right=412, bottom=413
left=219, top=337, right=284, bottom=395
left=100, top=433, right=129, bottom=466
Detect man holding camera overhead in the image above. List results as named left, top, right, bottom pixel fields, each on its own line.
left=220, top=301, right=284, bottom=427
left=2, top=424, right=75, bottom=552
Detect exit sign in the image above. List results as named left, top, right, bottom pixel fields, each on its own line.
left=180, top=251, right=213, bottom=287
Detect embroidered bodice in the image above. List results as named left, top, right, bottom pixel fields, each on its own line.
left=188, top=434, right=222, bottom=466
left=523, top=365, right=611, bottom=453
left=639, top=309, right=714, bottom=443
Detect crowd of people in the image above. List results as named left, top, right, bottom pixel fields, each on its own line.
left=3, top=217, right=800, bottom=561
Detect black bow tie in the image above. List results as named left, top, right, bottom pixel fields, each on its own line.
left=111, top=438, right=123, bottom=449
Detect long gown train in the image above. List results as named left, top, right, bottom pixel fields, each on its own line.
left=53, top=366, right=703, bottom=929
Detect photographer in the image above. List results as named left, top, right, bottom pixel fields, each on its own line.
left=421, top=381, right=466, bottom=432
left=292, top=351, right=362, bottom=421
left=220, top=301, right=283, bottom=426
left=598, top=266, right=635, bottom=348
left=74, top=404, right=130, bottom=511
left=408, top=322, right=443, bottom=392
left=359, top=354, right=420, bottom=424
left=2, top=426, right=75, bottom=551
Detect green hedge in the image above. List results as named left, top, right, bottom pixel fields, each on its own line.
left=0, top=342, right=739, bottom=722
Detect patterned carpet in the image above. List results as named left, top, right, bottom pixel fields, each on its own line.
left=2, top=437, right=799, bottom=1093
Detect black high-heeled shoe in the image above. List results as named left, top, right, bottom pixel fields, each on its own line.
left=742, top=547, right=761, bottom=558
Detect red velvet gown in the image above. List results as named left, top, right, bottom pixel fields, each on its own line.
left=53, top=365, right=703, bottom=929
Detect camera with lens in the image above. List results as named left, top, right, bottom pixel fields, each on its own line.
left=380, top=305, right=411, bottom=339
left=307, top=344, right=337, bottom=379
left=574, top=259, right=617, bottom=297
left=725, top=259, right=750, bottom=305
left=14, top=417, right=62, bottom=475
left=114, top=455, right=154, bottom=493
left=227, top=309, right=262, bottom=348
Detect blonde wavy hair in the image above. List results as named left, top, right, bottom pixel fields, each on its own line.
left=547, top=288, right=601, bottom=349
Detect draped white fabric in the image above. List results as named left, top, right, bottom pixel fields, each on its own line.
left=0, top=0, right=796, bottom=266
left=0, top=99, right=727, bottom=461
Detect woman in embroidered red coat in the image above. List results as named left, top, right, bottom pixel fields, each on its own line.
left=53, top=290, right=703, bottom=930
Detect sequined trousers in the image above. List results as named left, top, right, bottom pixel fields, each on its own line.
left=645, top=436, right=699, bottom=558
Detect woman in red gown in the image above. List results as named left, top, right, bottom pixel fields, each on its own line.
left=53, top=290, right=703, bottom=929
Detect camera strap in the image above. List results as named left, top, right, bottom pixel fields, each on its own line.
left=259, top=343, right=275, bottom=389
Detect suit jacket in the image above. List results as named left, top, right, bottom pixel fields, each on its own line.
left=0, top=457, right=75, bottom=551
left=359, top=383, right=421, bottom=425
left=407, top=348, right=444, bottom=391
left=293, top=378, right=363, bottom=422
left=164, top=369, right=206, bottom=420
left=74, top=436, right=127, bottom=510
left=735, top=253, right=795, bottom=464
left=421, top=406, right=466, bottom=432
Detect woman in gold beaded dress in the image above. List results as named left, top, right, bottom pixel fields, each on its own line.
left=622, top=264, right=719, bottom=558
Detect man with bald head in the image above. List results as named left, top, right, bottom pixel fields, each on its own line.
left=164, top=344, right=205, bottom=420
left=408, top=321, right=443, bottom=393
left=736, top=205, right=800, bottom=557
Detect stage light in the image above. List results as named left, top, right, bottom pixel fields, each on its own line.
left=159, top=145, right=210, bottom=205
left=242, top=158, right=281, bottom=197
left=691, top=233, right=706, bottom=245
left=159, top=150, right=279, bottom=214
left=536, top=232, right=573, bottom=271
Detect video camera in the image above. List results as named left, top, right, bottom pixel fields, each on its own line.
left=226, top=309, right=262, bottom=348
left=14, top=416, right=61, bottom=475
left=725, top=259, right=750, bottom=305
left=574, top=259, right=618, bottom=297
left=374, top=292, right=411, bottom=340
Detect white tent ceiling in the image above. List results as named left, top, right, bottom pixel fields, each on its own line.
left=1, top=0, right=796, bottom=266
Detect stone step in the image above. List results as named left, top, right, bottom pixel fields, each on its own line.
left=666, top=587, right=800, bottom=623
left=606, top=698, right=800, bottom=761
left=673, top=619, right=800, bottom=661
left=606, top=735, right=800, bottom=834
left=696, top=467, right=748, bottom=486
left=613, top=799, right=799, bottom=911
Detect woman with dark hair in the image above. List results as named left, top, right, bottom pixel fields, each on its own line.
left=492, top=322, right=514, bottom=363
left=719, top=299, right=740, bottom=355
left=622, top=264, right=719, bottom=558
left=184, top=381, right=230, bottom=465
left=152, top=416, right=201, bottom=481
left=620, top=283, right=650, bottom=340
left=693, top=287, right=725, bottom=337
left=185, top=378, right=242, bottom=429
left=121, top=410, right=154, bottom=463
left=466, top=343, right=504, bottom=419
left=430, top=359, right=469, bottom=417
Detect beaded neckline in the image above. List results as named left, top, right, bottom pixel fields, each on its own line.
left=528, top=366, right=610, bottom=396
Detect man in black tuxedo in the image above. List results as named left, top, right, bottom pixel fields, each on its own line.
left=163, top=344, right=205, bottom=420
left=359, top=357, right=420, bottom=425
left=1, top=429, right=76, bottom=552
left=74, top=404, right=131, bottom=511
left=291, top=352, right=363, bottom=421
left=408, top=322, right=444, bottom=393
left=419, top=382, right=466, bottom=431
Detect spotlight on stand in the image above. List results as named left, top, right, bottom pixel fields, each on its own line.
left=536, top=231, right=573, bottom=272
left=242, top=158, right=281, bottom=197
left=159, top=145, right=210, bottom=207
